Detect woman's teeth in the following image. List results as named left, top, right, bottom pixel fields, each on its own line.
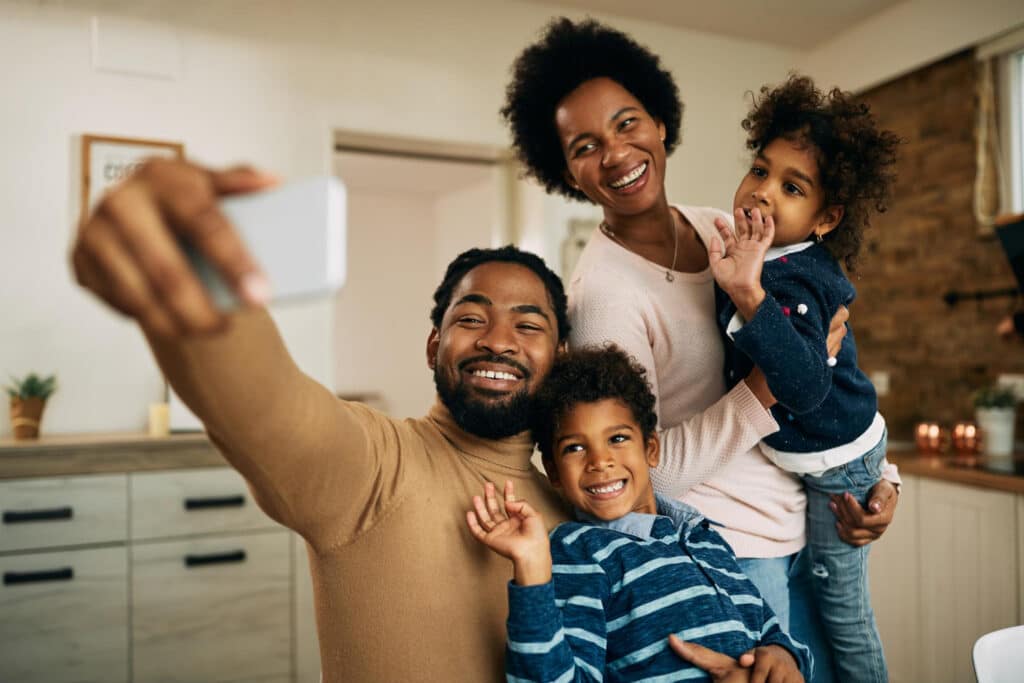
left=610, top=163, right=647, bottom=189
left=472, top=369, right=518, bottom=381
left=587, top=480, right=625, bottom=494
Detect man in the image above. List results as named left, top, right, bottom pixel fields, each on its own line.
left=71, top=160, right=892, bottom=682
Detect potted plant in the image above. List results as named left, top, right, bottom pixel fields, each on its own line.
left=5, top=373, right=57, bottom=440
left=973, top=384, right=1018, bottom=457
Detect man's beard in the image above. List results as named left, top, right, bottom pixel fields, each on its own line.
left=433, top=357, right=533, bottom=439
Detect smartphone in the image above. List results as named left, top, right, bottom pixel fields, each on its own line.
left=185, top=176, right=347, bottom=310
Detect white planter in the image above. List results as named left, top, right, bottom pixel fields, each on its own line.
left=976, top=407, right=1017, bottom=457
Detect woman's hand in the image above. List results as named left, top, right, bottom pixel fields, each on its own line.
left=466, top=481, right=552, bottom=585
left=710, top=208, right=774, bottom=320
left=71, top=158, right=276, bottom=338
left=830, top=479, right=898, bottom=546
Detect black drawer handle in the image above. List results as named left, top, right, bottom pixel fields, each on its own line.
left=184, top=495, right=245, bottom=511
left=4, top=567, right=74, bottom=585
left=184, top=550, right=246, bottom=568
left=3, top=506, right=74, bottom=524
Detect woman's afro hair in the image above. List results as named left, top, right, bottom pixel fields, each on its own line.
left=502, top=17, right=682, bottom=202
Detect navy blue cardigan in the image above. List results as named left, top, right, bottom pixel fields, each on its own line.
left=717, top=242, right=877, bottom=454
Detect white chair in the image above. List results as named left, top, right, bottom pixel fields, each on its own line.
left=973, top=624, right=1024, bottom=683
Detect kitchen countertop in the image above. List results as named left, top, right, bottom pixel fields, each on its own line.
left=887, top=446, right=1024, bottom=495
left=3, top=433, right=1024, bottom=494
left=0, top=431, right=225, bottom=480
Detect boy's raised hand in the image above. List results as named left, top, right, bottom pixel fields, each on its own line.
left=709, top=208, right=774, bottom=320
left=466, top=481, right=552, bottom=586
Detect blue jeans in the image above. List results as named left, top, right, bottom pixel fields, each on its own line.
left=739, top=551, right=836, bottom=683
left=800, top=433, right=888, bottom=683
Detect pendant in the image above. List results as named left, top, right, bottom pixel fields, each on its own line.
left=665, top=271, right=674, bottom=283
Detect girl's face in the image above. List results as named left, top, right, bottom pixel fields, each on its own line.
left=555, top=77, right=668, bottom=217
left=733, top=137, right=843, bottom=247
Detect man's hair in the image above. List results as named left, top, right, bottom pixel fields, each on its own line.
left=531, top=345, right=657, bottom=462
left=502, top=17, right=682, bottom=202
left=743, top=74, right=900, bottom=270
left=430, top=245, right=570, bottom=343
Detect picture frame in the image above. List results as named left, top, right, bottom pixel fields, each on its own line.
left=81, top=134, right=184, bottom=219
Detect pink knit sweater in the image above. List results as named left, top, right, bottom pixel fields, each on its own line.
left=569, top=204, right=856, bottom=558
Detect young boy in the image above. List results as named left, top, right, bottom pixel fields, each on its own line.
left=708, top=75, right=901, bottom=683
left=465, top=346, right=810, bottom=682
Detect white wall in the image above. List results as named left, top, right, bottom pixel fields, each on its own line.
left=798, top=0, right=1024, bottom=92
left=0, top=0, right=810, bottom=434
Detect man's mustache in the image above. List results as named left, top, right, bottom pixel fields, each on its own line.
left=457, top=354, right=532, bottom=379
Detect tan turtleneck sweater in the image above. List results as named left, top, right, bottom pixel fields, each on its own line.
left=146, top=310, right=570, bottom=682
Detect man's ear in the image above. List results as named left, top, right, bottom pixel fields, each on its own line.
left=816, top=205, right=844, bottom=239
left=542, top=456, right=561, bottom=488
left=557, top=339, right=569, bottom=356
left=426, top=328, right=440, bottom=370
left=656, top=119, right=666, bottom=143
left=645, top=433, right=661, bottom=469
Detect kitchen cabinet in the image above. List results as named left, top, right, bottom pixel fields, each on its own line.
left=870, top=474, right=1021, bottom=683
left=132, top=531, right=291, bottom=682
left=0, top=545, right=129, bottom=683
left=0, top=464, right=317, bottom=682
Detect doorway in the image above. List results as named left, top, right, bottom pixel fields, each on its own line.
left=332, top=140, right=507, bottom=418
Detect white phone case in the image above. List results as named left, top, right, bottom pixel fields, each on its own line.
left=186, top=176, right=347, bottom=310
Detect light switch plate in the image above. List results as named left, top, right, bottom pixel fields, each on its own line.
left=869, top=370, right=890, bottom=396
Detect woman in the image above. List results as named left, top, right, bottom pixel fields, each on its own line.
left=502, top=18, right=900, bottom=681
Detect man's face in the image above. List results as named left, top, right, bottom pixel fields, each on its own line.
left=427, top=261, right=561, bottom=439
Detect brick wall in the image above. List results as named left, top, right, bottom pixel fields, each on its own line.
left=854, top=49, right=1024, bottom=441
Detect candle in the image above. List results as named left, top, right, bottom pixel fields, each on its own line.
left=148, top=402, right=170, bottom=438
left=915, top=422, right=946, bottom=455
left=952, top=421, right=981, bottom=457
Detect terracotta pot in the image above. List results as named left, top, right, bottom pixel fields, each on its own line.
left=9, top=396, right=46, bottom=440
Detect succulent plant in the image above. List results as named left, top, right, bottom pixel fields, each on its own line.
left=5, top=373, right=57, bottom=401
left=973, top=384, right=1017, bottom=409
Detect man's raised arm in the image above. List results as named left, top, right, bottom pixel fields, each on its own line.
left=71, top=159, right=378, bottom=544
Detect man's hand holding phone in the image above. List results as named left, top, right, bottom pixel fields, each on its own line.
left=71, top=159, right=345, bottom=338
left=72, top=159, right=274, bottom=337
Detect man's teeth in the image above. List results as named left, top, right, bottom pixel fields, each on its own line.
left=472, top=369, right=518, bottom=381
left=610, top=163, right=647, bottom=189
left=587, top=480, right=625, bottom=494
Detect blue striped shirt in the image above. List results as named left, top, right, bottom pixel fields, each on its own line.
left=505, top=498, right=810, bottom=682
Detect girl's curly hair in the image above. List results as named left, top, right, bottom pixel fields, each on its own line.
left=743, top=74, right=900, bottom=270
left=502, top=17, right=682, bottom=202
left=530, top=345, right=658, bottom=462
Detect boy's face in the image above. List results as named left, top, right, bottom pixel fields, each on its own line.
left=733, top=137, right=843, bottom=247
left=543, top=398, right=660, bottom=521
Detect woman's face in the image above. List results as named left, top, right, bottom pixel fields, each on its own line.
left=555, top=77, right=668, bottom=216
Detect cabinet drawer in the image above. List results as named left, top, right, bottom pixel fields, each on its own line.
left=0, top=474, right=127, bottom=553
left=0, top=546, right=128, bottom=683
left=131, top=467, right=278, bottom=540
left=132, top=530, right=291, bottom=683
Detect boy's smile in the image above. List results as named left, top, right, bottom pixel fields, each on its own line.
left=544, top=398, right=660, bottom=521
left=734, top=136, right=843, bottom=247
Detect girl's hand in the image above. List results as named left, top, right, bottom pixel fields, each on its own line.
left=709, top=208, right=774, bottom=320
left=466, top=481, right=552, bottom=585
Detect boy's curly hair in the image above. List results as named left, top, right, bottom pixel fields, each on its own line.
left=743, top=74, right=900, bottom=270
left=502, top=17, right=682, bottom=202
left=530, top=345, right=658, bottom=462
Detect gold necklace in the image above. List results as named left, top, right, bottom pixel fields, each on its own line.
left=599, top=216, right=679, bottom=282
